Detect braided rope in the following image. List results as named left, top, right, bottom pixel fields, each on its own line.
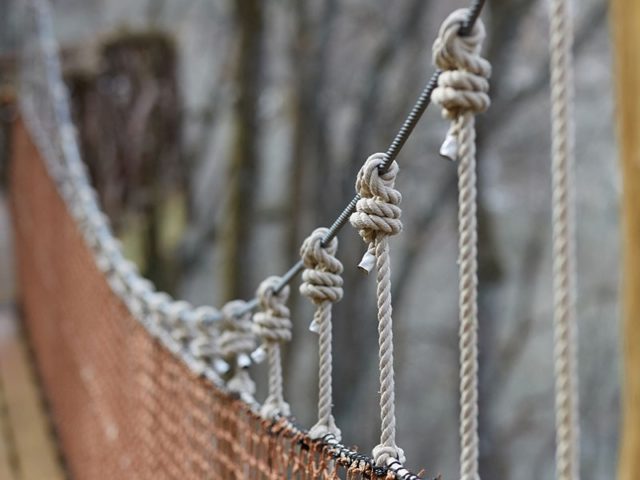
left=300, top=227, right=344, bottom=440
left=350, top=152, right=405, bottom=467
left=219, top=300, right=258, bottom=398
left=432, top=9, right=490, bottom=480
left=254, top=276, right=292, bottom=419
left=548, top=0, right=580, bottom=478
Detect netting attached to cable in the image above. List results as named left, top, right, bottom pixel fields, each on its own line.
left=12, top=120, right=421, bottom=480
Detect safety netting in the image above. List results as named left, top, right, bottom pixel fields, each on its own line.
left=11, top=120, right=419, bottom=480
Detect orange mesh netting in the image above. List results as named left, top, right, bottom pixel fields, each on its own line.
left=10, top=120, right=426, bottom=480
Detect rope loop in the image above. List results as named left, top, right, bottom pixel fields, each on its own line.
left=254, top=276, right=292, bottom=419
left=350, top=152, right=402, bottom=272
left=352, top=153, right=402, bottom=242
left=254, top=277, right=292, bottom=344
left=300, top=227, right=343, bottom=440
left=432, top=8, right=491, bottom=161
left=350, top=152, right=405, bottom=467
left=188, top=305, right=220, bottom=359
left=300, top=227, right=343, bottom=330
left=218, top=300, right=257, bottom=397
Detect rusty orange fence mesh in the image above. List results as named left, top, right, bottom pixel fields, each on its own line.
left=10, top=121, right=426, bottom=480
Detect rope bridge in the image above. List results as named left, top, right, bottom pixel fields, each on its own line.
left=13, top=123, right=383, bottom=479
left=9, top=0, right=580, bottom=478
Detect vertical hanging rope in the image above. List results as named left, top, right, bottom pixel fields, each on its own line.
left=432, top=9, right=490, bottom=480
left=350, top=152, right=404, bottom=467
left=218, top=300, right=257, bottom=398
left=548, top=0, right=580, bottom=479
left=300, top=227, right=344, bottom=441
left=254, top=276, right=292, bottom=419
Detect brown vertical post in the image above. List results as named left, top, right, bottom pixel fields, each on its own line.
left=611, top=1, right=640, bottom=478
left=222, top=0, right=263, bottom=303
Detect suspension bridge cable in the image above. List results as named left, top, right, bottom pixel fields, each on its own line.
left=238, top=0, right=487, bottom=317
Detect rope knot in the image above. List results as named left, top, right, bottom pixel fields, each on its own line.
left=218, top=300, right=257, bottom=396
left=254, top=276, right=291, bottom=419
left=350, top=153, right=402, bottom=271
left=300, top=228, right=343, bottom=332
left=220, top=300, right=257, bottom=359
left=371, top=444, right=406, bottom=468
left=300, top=227, right=343, bottom=440
left=253, top=277, right=292, bottom=345
left=432, top=9, right=490, bottom=119
left=432, top=9, right=491, bottom=161
left=350, top=153, right=405, bottom=466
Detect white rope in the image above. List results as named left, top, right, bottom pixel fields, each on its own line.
left=300, top=227, right=344, bottom=441
left=188, top=305, right=226, bottom=374
left=219, top=300, right=258, bottom=398
left=548, top=0, right=580, bottom=478
left=350, top=152, right=405, bottom=467
left=254, top=276, right=292, bottom=419
left=432, top=9, right=490, bottom=480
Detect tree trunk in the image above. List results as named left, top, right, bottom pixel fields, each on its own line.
left=221, top=0, right=263, bottom=302
left=65, top=33, right=184, bottom=294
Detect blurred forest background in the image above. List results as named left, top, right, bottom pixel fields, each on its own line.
left=0, top=0, right=619, bottom=479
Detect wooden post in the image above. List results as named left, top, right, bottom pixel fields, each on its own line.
left=611, top=1, right=640, bottom=478
left=222, top=0, right=263, bottom=303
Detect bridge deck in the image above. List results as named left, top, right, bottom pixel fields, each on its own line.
left=0, top=306, right=66, bottom=480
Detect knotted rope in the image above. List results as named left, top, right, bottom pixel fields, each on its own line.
left=548, top=0, right=580, bottom=479
left=432, top=9, right=490, bottom=480
left=254, top=276, right=292, bottom=419
left=218, top=300, right=257, bottom=398
left=350, top=152, right=404, bottom=467
left=300, top=227, right=344, bottom=441
left=432, top=9, right=490, bottom=163
left=187, top=305, right=224, bottom=373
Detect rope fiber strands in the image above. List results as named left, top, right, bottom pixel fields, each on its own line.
left=547, top=0, right=581, bottom=478
left=350, top=152, right=405, bottom=467
left=218, top=300, right=257, bottom=399
left=432, top=9, right=491, bottom=480
left=253, top=277, right=293, bottom=419
left=300, top=228, right=344, bottom=441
